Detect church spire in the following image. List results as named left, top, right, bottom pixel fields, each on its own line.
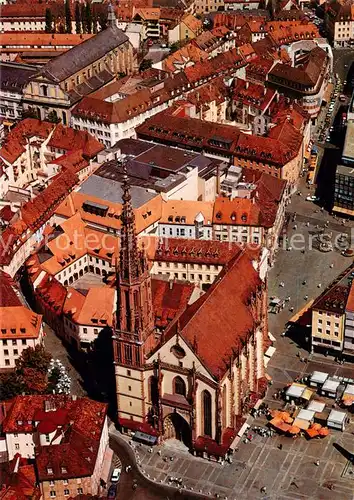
left=118, top=166, right=148, bottom=285
left=107, top=1, right=117, bottom=28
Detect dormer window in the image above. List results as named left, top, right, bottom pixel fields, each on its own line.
left=216, top=211, right=222, bottom=220
left=61, top=466, right=67, bottom=474
left=47, top=467, right=53, bottom=474
left=231, top=212, right=236, bottom=221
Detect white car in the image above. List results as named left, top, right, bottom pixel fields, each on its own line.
left=306, top=195, right=318, bottom=201
left=111, top=468, right=122, bottom=483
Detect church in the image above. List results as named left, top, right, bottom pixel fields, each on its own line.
left=113, top=174, right=269, bottom=460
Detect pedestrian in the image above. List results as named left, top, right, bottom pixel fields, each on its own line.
left=304, top=295, right=308, bottom=300
left=315, top=460, right=320, bottom=466
left=318, top=283, right=322, bottom=288
left=278, top=444, right=283, bottom=450
left=330, top=263, right=334, bottom=268
left=261, top=486, right=267, bottom=493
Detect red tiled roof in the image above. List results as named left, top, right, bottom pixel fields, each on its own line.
left=346, top=281, right=354, bottom=313
left=1, top=455, right=41, bottom=500
left=232, top=77, right=276, bottom=111
left=0, top=119, right=103, bottom=164
left=0, top=271, right=21, bottom=307
left=3, top=395, right=107, bottom=481
left=152, top=278, right=194, bottom=328
left=164, top=250, right=262, bottom=378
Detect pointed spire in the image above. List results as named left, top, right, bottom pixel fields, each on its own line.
left=107, top=1, right=117, bottom=28
left=118, top=164, right=147, bottom=284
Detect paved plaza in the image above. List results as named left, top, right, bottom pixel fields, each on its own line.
left=72, top=271, right=105, bottom=290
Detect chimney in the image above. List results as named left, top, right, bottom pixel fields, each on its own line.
left=169, top=280, right=173, bottom=289
left=263, top=87, right=266, bottom=96
left=245, top=81, right=249, bottom=89
left=276, top=93, right=279, bottom=102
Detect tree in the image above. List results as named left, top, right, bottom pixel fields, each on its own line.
left=65, top=0, right=72, bottom=33
left=47, top=110, right=61, bottom=123
left=75, top=2, right=81, bottom=34
left=85, top=1, right=92, bottom=34
left=0, top=372, right=25, bottom=401
left=45, top=8, right=53, bottom=33
left=15, top=345, right=52, bottom=375
left=139, top=58, right=153, bottom=72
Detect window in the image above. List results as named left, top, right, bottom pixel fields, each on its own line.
left=49, top=480, right=55, bottom=486
left=127, top=369, right=131, bottom=376
left=50, top=492, right=56, bottom=498
left=3, top=340, right=7, bottom=345
left=326, top=330, right=331, bottom=335
left=4, top=349, right=8, bottom=356
left=77, top=488, right=83, bottom=494
left=14, top=349, right=18, bottom=356
left=128, top=385, right=132, bottom=391
left=15, top=444, right=19, bottom=450
left=83, top=328, right=87, bottom=334
left=326, top=321, right=330, bottom=326
left=46, top=434, right=50, bottom=443
left=173, top=376, right=186, bottom=396
left=202, top=390, right=212, bottom=437
left=47, top=467, right=53, bottom=474
left=64, top=490, right=69, bottom=497
left=12, top=339, right=16, bottom=345
left=22, top=339, right=26, bottom=345
left=318, top=319, right=322, bottom=324
left=5, top=360, right=10, bottom=366
left=94, top=329, right=98, bottom=335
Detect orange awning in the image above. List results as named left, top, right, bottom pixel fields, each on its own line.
left=305, top=427, right=319, bottom=439
left=287, top=425, right=300, bottom=435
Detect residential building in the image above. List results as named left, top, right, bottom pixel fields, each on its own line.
left=0, top=169, right=78, bottom=277
left=311, top=265, right=354, bottom=356
left=157, top=199, right=214, bottom=240
left=0, top=4, right=52, bottom=32
left=229, top=78, right=277, bottom=134
left=0, top=455, right=41, bottom=500
left=0, top=62, right=37, bottom=122
left=344, top=281, right=354, bottom=356
left=224, top=0, right=260, bottom=10
left=191, top=27, right=237, bottom=57
left=0, top=118, right=103, bottom=199
left=168, top=13, right=202, bottom=43
left=0, top=271, right=43, bottom=370
left=22, top=19, right=136, bottom=124
left=213, top=169, right=287, bottom=261
left=267, top=46, right=330, bottom=119
left=325, top=1, right=354, bottom=48
left=113, top=177, right=269, bottom=460
left=2, top=395, right=110, bottom=499
left=133, top=8, right=161, bottom=39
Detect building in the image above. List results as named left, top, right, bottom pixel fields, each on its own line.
left=0, top=33, right=94, bottom=65
left=22, top=18, right=136, bottom=125
left=132, top=8, right=161, bottom=40
left=325, top=1, right=354, bottom=48
left=0, top=118, right=104, bottom=199
left=213, top=169, right=287, bottom=261
left=333, top=164, right=354, bottom=217
left=0, top=455, right=41, bottom=500
left=311, top=265, right=354, bottom=356
left=2, top=395, right=110, bottom=499
left=113, top=175, right=269, bottom=459
left=0, top=271, right=43, bottom=370
left=344, top=281, right=354, bottom=357
left=0, top=62, right=37, bottom=123
left=0, top=169, right=78, bottom=277
left=267, top=46, right=330, bottom=119
left=224, top=0, right=260, bottom=10
left=168, top=13, right=202, bottom=43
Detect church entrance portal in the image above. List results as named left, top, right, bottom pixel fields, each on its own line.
left=163, top=413, right=191, bottom=448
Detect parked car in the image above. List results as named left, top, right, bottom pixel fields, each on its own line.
left=306, top=195, right=318, bottom=201
left=108, top=484, right=117, bottom=498
left=111, top=468, right=122, bottom=483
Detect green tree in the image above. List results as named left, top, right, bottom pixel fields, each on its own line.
left=65, top=0, right=72, bottom=33
left=75, top=2, right=81, bottom=34
left=15, top=345, right=52, bottom=375
left=139, top=58, right=153, bottom=72
left=47, top=110, right=61, bottom=123
left=45, top=8, right=53, bottom=33
left=0, top=372, right=25, bottom=401
left=85, top=1, right=92, bottom=34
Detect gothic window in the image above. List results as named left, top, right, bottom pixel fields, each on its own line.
left=173, top=376, right=186, bottom=396
left=124, top=344, right=132, bottom=364
left=202, top=390, right=212, bottom=437
left=222, top=385, right=227, bottom=429
left=40, top=85, right=48, bottom=97
left=149, top=376, right=158, bottom=405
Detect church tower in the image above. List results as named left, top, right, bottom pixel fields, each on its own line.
left=113, top=171, right=155, bottom=423
left=107, top=1, right=117, bottom=28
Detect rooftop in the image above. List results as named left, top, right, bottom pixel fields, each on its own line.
left=41, top=25, right=128, bottom=83
left=342, top=121, right=354, bottom=163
